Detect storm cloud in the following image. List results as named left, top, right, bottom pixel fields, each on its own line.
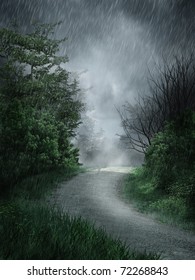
left=0, top=0, right=194, bottom=139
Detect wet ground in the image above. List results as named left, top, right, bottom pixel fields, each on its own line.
left=48, top=167, right=195, bottom=259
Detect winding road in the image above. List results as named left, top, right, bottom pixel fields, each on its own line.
left=48, top=167, right=195, bottom=259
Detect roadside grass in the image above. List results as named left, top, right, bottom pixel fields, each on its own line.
left=9, top=166, right=85, bottom=200
left=123, top=168, right=195, bottom=231
left=0, top=166, right=159, bottom=260
left=0, top=200, right=159, bottom=260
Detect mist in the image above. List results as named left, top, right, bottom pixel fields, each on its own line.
left=1, top=0, right=194, bottom=166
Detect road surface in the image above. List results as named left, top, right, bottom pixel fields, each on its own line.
left=48, top=167, right=195, bottom=259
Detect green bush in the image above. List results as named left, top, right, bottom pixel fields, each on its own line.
left=140, top=110, right=195, bottom=220
left=149, top=197, right=187, bottom=219
left=145, top=111, right=195, bottom=193
left=0, top=100, right=79, bottom=187
left=123, top=167, right=194, bottom=229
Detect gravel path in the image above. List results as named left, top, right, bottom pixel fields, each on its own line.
left=48, top=167, right=195, bottom=259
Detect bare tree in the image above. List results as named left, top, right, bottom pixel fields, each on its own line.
left=118, top=54, right=195, bottom=153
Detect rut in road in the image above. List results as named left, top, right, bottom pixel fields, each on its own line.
left=48, top=167, right=195, bottom=260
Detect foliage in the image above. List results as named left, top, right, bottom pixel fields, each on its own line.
left=0, top=23, right=83, bottom=188
left=123, top=168, right=161, bottom=211
left=123, top=110, right=195, bottom=228
left=148, top=197, right=188, bottom=220
left=145, top=110, right=195, bottom=194
left=123, top=167, right=194, bottom=230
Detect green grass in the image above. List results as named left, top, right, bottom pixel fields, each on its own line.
left=9, top=166, right=85, bottom=200
left=0, top=200, right=159, bottom=260
left=0, top=166, right=159, bottom=260
left=122, top=167, right=195, bottom=231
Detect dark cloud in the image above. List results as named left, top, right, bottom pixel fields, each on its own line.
left=0, top=0, right=194, bottom=139
left=0, top=0, right=194, bottom=53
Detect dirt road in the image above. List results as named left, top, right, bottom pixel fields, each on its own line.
left=48, top=167, right=195, bottom=259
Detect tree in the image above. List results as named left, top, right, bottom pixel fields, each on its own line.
left=0, top=23, right=84, bottom=187
left=118, top=54, right=195, bottom=153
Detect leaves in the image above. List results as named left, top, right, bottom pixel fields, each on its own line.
left=0, top=23, right=83, bottom=188
left=144, top=111, right=195, bottom=212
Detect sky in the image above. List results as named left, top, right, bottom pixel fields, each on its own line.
left=0, top=0, right=194, bottom=140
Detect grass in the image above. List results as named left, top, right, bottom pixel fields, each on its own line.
left=0, top=166, right=159, bottom=260
left=0, top=200, right=158, bottom=260
left=122, top=167, right=195, bottom=231
left=9, top=166, right=85, bottom=200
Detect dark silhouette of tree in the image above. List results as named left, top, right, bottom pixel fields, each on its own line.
left=118, top=54, right=195, bottom=153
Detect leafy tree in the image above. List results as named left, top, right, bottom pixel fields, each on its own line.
left=0, top=23, right=84, bottom=188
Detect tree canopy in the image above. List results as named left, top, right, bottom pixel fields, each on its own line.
left=0, top=23, right=84, bottom=188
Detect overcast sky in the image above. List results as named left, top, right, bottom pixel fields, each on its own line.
left=0, top=0, right=194, bottom=139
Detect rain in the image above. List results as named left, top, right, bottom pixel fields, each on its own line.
left=0, top=0, right=194, bottom=166
left=1, top=1, right=195, bottom=264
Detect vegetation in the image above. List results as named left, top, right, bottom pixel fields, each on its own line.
left=124, top=167, right=194, bottom=230
left=0, top=22, right=84, bottom=190
left=2, top=167, right=83, bottom=200
left=121, top=55, right=195, bottom=230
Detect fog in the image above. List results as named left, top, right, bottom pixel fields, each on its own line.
left=1, top=0, right=194, bottom=166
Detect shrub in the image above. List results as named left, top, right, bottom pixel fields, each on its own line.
left=145, top=111, right=195, bottom=191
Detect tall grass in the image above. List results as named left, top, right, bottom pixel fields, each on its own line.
left=9, top=166, right=84, bottom=200
left=0, top=200, right=159, bottom=260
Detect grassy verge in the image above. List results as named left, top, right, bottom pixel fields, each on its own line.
left=122, top=167, right=195, bottom=231
left=0, top=200, right=158, bottom=260
left=0, top=166, right=159, bottom=260
left=10, top=166, right=85, bottom=200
